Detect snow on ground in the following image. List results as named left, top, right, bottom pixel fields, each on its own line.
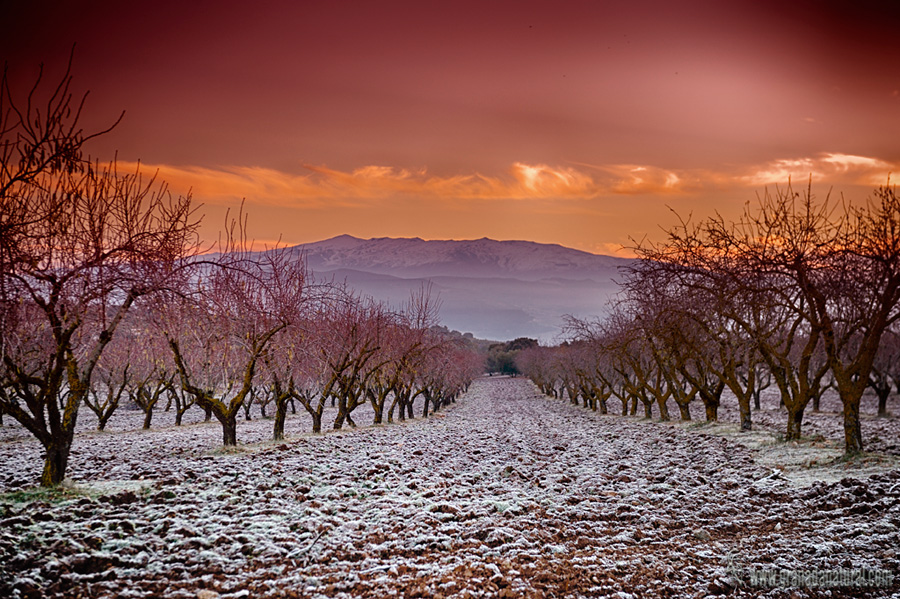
left=1, top=377, right=899, bottom=598
left=715, top=386, right=900, bottom=457
left=638, top=387, right=900, bottom=489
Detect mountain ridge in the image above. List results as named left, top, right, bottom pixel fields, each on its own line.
left=291, top=235, right=631, bottom=282
left=276, top=235, right=630, bottom=341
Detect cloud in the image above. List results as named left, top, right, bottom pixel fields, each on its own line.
left=122, top=153, right=898, bottom=211
left=741, top=158, right=819, bottom=186
left=118, top=162, right=352, bottom=208
left=508, top=163, right=597, bottom=196
left=821, top=153, right=891, bottom=172
left=742, top=153, right=895, bottom=187
left=604, top=165, right=685, bottom=195
left=304, top=162, right=605, bottom=200
left=128, top=161, right=613, bottom=205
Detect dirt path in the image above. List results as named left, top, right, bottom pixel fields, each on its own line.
left=1, top=376, right=899, bottom=598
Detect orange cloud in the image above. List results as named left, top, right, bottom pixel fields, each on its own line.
left=121, top=154, right=899, bottom=212
left=304, top=162, right=601, bottom=200
left=118, top=162, right=365, bottom=208
left=600, top=164, right=686, bottom=195
left=741, top=153, right=895, bottom=187
left=508, top=163, right=597, bottom=197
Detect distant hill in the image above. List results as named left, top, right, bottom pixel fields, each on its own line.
left=296, top=234, right=629, bottom=281
left=287, top=235, right=632, bottom=341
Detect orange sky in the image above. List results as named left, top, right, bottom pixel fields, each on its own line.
left=3, top=0, right=899, bottom=255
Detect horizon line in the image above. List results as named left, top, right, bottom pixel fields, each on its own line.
left=287, top=233, right=631, bottom=258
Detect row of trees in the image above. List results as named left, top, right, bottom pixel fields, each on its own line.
left=519, top=183, right=900, bottom=457
left=0, top=58, right=481, bottom=487
left=74, top=266, right=481, bottom=442
left=485, top=337, right=538, bottom=375
left=159, top=269, right=480, bottom=443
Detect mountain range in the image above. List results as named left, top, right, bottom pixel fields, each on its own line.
left=290, top=235, right=633, bottom=341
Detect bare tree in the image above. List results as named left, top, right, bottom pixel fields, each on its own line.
left=633, top=184, right=888, bottom=448
left=162, top=245, right=307, bottom=446
left=83, top=328, right=135, bottom=431
left=260, top=294, right=325, bottom=441
left=0, top=59, right=199, bottom=486
left=817, top=186, right=900, bottom=452
left=865, top=325, right=899, bottom=417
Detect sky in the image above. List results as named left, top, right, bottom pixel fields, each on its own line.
left=2, top=0, right=899, bottom=255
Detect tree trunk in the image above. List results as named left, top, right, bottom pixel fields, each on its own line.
left=842, top=399, right=864, bottom=455
left=333, top=411, right=345, bottom=430
left=387, top=396, right=397, bottom=423
left=873, top=387, right=890, bottom=417
left=373, top=404, right=384, bottom=425
left=41, top=394, right=81, bottom=487
left=311, top=412, right=322, bottom=434
left=656, top=397, right=669, bottom=421
left=738, top=395, right=752, bottom=431
left=704, top=401, right=718, bottom=422
left=812, top=394, right=820, bottom=412
left=677, top=401, right=691, bottom=421
left=273, top=399, right=287, bottom=441
left=204, top=405, right=212, bottom=422
left=221, top=414, right=238, bottom=446
left=785, top=406, right=804, bottom=441
left=41, top=437, right=73, bottom=487
left=642, top=400, right=653, bottom=419
left=333, top=393, right=348, bottom=430
left=142, top=408, right=153, bottom=430
left=172, top=392, right=183, bottom=425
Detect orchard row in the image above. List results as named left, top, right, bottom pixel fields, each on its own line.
left=519, top=183, right=900, bottom=457
left=0, top=61, right=481, bottom=487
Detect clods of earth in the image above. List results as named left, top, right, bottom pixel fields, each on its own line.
left=1, top=377, right=899, bottom=598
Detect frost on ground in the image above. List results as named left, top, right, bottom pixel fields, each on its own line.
left=1, top=377, right=899, bottom=598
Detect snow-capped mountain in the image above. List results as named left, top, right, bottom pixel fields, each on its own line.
left=289, top=235, right=632, bottom=341
left=295, top=235, right=630, bottom=281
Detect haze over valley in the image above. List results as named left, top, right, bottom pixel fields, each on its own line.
left=294, top=235, right=631, bottom=340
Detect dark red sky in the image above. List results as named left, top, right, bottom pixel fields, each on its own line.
left=3, top=0, right=899, bottom=253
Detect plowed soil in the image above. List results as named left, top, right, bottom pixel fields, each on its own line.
left=1, top=377, right=899, bottom=598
